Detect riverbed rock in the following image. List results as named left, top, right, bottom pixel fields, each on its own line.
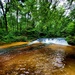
left=0, top=43, right=75, bottom=75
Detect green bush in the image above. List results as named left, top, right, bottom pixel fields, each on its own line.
left=66, top=35, right=75, bottom=45
left=66, top=22, right=75, bottom=35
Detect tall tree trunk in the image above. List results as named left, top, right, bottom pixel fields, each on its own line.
left=0, top=0, right=8, bottom=32
left=4, top=13, right=8, bottom=31
left=69, top=0, right=73, bottom=5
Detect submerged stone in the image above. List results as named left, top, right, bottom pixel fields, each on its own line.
left=0, top=42, right=75, bottom=75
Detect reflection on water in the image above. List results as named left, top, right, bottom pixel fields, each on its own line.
left=0, top=43, right=75, bottom=75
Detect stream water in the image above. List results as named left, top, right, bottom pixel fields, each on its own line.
left=0, top=38, right=75, bottom=75
left=29, top=38, right=69, bottom=45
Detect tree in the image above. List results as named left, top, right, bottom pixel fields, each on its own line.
left=0, top=0, right=10, bottom=32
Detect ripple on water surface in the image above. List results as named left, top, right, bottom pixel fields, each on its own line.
left=0, top=43, right=75, bottom=75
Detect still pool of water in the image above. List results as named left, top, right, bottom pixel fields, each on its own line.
left=0, top=42, right=75, bottom=75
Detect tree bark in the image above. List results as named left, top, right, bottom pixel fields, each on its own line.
left=0, top=0, right=8, bottom=32
left=4, top=13, right=8, bottom=31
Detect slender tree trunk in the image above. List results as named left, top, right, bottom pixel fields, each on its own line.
left=0, top=0, right=8, bottom=32
left=0, top=18, right=2, bottom=28
left=70, top=0, right=73, bottom=5
left=4, top=13, right=8, bottom=31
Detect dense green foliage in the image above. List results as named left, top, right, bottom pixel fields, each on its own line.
left=0, top=0, right=75, bottom=45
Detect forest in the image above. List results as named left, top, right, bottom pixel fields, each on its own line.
left=0, top=0, right=75, bottom=75
left=0, top=0, right=75, bottom=45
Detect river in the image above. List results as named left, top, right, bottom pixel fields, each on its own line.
left=0, top=38, right=75, bottom=75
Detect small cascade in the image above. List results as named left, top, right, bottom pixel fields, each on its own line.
left=29, top=38, right=69, bottom=45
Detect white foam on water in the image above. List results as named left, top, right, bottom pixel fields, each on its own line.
left=29, top=38, right=69, bottom=45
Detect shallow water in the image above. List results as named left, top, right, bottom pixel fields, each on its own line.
left=0, top=43, right=75, bottom=75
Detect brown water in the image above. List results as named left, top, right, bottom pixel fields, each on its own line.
left=0, top=43, right=75, bottom=75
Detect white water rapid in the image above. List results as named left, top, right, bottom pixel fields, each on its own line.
left=29, top=38, right=69, bottom=45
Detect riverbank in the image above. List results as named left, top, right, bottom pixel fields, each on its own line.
left=0, top=42, right=29, bottom=49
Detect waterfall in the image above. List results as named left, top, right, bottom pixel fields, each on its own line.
left=29, top=38, right=69, bottom=45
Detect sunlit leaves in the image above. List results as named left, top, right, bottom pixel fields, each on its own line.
left=66, top=22, right=75, bottom=34
left=0, top=0, right=75, bottom=44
